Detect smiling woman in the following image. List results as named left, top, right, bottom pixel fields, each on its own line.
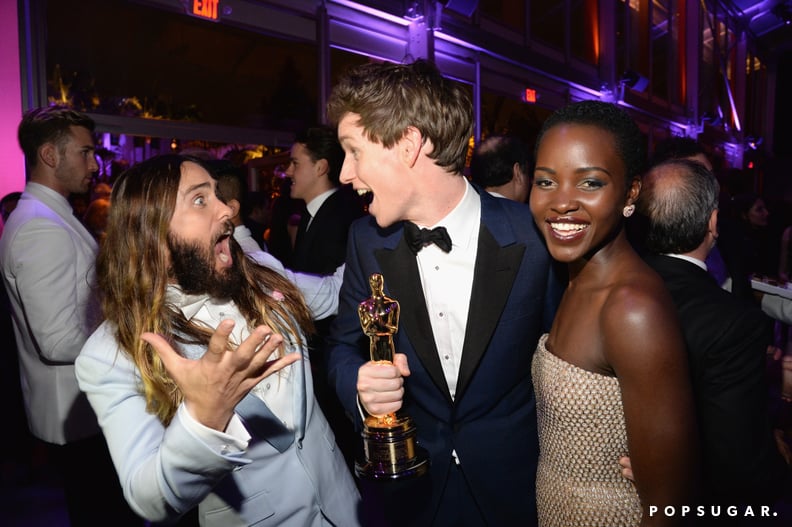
left=529, top=100, right=697, bottom=527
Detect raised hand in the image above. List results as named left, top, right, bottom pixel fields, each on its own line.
left=141, top=320, right=300, bottom=431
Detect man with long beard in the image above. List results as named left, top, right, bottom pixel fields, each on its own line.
left=75, top=154, right=362, bottom=526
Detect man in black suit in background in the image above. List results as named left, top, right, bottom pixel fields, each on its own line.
left=639, top=158, right=788, bottom=523
left=286, top=125, right=366, bottom=277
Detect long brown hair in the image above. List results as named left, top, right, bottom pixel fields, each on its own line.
left=98, top=154, right=313, bottom=424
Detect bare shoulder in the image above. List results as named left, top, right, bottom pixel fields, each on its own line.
left=599, top=264, right=683, bottom=370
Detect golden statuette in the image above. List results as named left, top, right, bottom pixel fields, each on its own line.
left=355, top=273, right=429, bottom=480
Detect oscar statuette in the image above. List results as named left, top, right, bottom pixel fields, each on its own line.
left=355, top=273, right=429, bottom=480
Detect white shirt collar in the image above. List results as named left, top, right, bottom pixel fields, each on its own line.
left=25, top=182, right=72, bottom=216
left=165, top=284, right=229, bottom=320
left=417, top=179, right=480, bottom=251
left=24, top=182, right=98, bottom=250
left=305, top=188, right=337, bottom=218
left=664, top=253, right=707, bottom=271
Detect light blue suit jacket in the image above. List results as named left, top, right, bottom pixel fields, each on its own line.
left=76, top=321, right=361, bottom=526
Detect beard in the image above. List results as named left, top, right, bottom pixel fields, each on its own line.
left=167, top=227, right=243, bottom=299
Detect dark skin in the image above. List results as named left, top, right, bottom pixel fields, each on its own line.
left=531, top=124, right=698, bottom=526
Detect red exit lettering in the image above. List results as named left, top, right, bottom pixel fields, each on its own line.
left=193, top=0, right=219, bottom=20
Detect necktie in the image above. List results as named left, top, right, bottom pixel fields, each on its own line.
left=403, top=221, right=452, bottom=254
left=297, top=209, right=311, bottom=235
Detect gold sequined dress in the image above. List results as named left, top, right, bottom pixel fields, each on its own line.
left=532, top=334, right=642, bottom=527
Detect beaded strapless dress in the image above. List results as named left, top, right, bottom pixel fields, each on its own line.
left=532, top=334, right=642, bottom=527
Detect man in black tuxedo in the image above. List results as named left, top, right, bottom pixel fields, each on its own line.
left=286, top=125, right=366, bottom=277
left=325, top=60, right=562, bottom=526
left=639, top=158, right=788, bottom=521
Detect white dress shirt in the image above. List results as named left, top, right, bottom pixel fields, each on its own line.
left=165, top=285, right=297, bottom=452
left=413, top=181, right=481, bottom=400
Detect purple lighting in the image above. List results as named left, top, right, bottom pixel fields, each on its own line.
left=0, top=1, right=24, bottom=203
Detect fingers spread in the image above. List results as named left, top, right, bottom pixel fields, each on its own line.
left=141, top=332, right=180, bottom=370
left=206, top=319, right=236, bottom=359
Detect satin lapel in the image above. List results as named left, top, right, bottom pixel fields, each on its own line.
left=235, top=393, right=294, bottom=453
left=375, top=236, right=452, bottom=403
left=294, top=341, right=308, bottom=445
left=455, top=225, right=525, bottom=402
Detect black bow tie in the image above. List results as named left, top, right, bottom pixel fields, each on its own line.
left=403, top=222, right=452, bottom=254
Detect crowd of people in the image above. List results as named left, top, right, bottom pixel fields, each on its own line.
left=1, top=59, right=792, bottom=527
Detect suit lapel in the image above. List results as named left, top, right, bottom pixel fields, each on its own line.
left=235, top=326, right=306, bottom=453
left=371, top=192, right=526, bottom=404
left=235, top=393, right=294, bottom=453
left=375, top=233, right=452, bottom=403
left=455, top=225, right=524, bottom=402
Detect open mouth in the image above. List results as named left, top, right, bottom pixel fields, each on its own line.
left=214, top=226, right=234, bottom=267
left=356, top=188, right=373, bottom=205
left=547, top=220, right=589, bottom=241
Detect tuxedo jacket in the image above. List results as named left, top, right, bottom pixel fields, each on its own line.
left=645, top=253, right=787, bottom=504
left=76, top=321, right=361, bottom=527
left=292, top=187, right=365, bottom=276
left=327, top=188, right=562, bottom=526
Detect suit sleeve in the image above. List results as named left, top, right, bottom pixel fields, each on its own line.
left=6, top=218, right=95, bottom=363
left=326, top=223, right=373, bottom=430
left=245, top=249, right=342, bottom=320
left=760, top=292, right=792, bottom=325
left=697, top=308, right=783, bottom=493
left=75, top=324, right=250, bottom=522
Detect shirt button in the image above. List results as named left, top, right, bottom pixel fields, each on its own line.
left=435, top=265, right=440, bottom=271
left=266, top=383, right=271, bottom=390
left=220, top=445, right=230, bottom=455
left=438, top=312, right=444, bottom=318
left=444, top=354, right=450, bottom=360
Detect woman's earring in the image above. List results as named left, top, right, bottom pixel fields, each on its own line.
left=623, top=204, right=635, bottom=217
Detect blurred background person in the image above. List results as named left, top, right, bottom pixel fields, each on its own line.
left=469, top=134, right=532, bottom=203
left=83, top=196, right=111, bottom=245
left=0, top=191, right=22, bottom=228
left=265, top=165, right=302, bottom=266
left=640, top=158, right=788, bottom=523
left=211, top=160, right=268, bottom=253
left=91, top=181, right=112, bottom=202
left=286, top=125, right=366, bottom=276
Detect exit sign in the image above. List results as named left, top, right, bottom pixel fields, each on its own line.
left=523, top=88, right=537, bottom=104
left=192, top=0, right=219, bottom=21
